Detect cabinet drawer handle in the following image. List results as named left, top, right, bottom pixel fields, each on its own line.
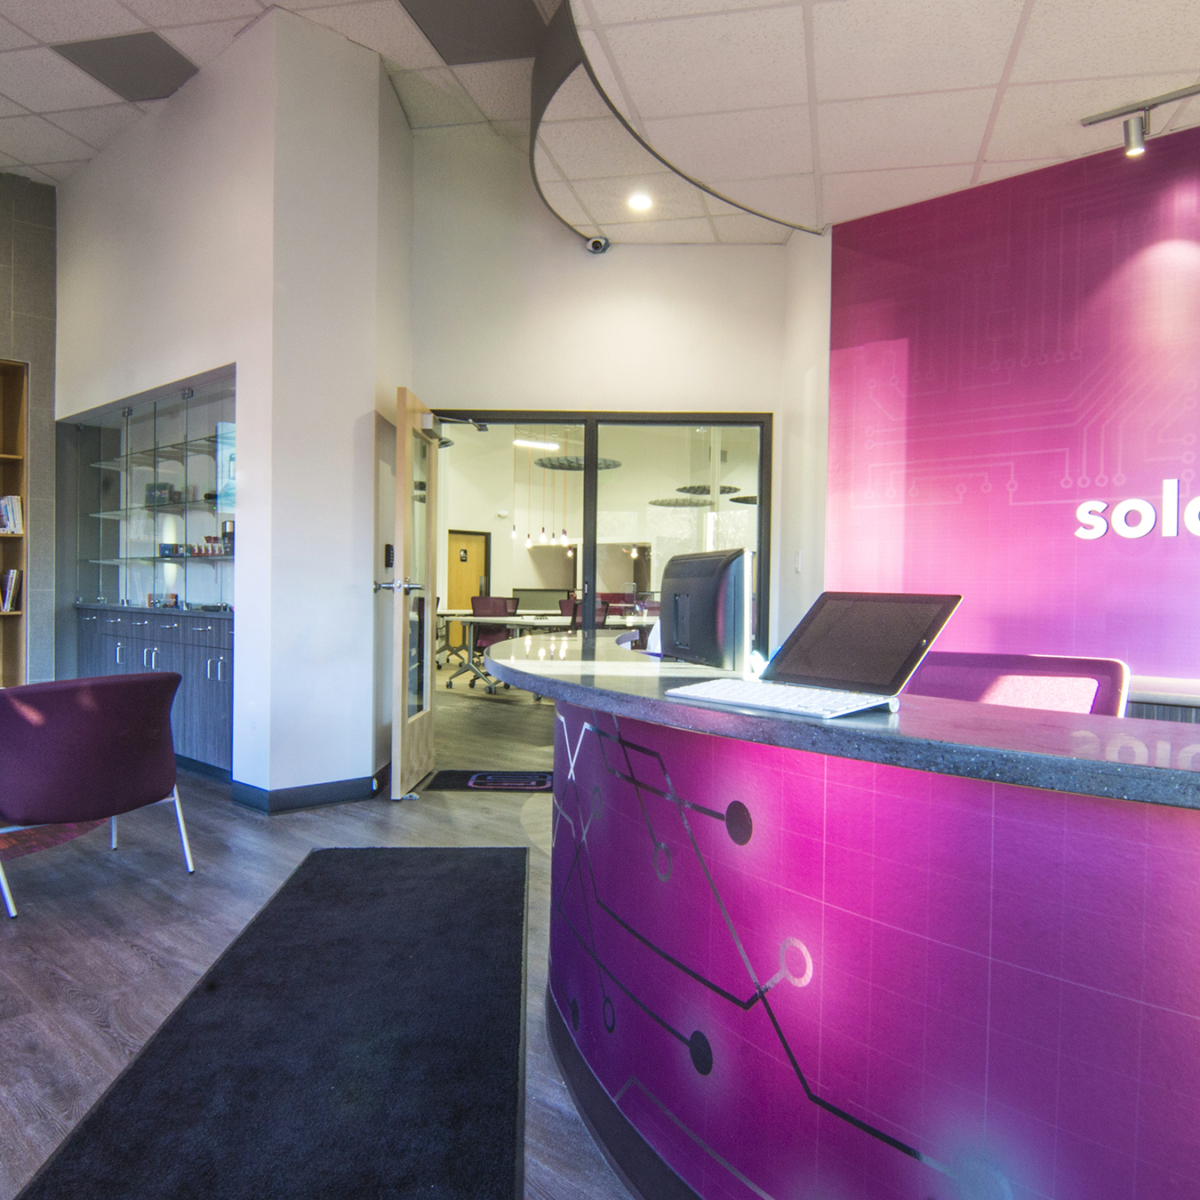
left=116, top=642, right=124, bottom=665
left=206, top=658, right=213, bottom=680
left=151, top=647, right=159, bottom=670
left=217, top=657, right=226, bottom=683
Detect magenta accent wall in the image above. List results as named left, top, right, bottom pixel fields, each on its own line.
left=828, top=126, right=1200, bottom=678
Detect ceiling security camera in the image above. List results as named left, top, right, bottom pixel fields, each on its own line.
left=585, top=236, right=610, bottom=254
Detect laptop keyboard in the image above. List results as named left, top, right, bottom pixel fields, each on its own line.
left=665, top=677, right=898, bottom=719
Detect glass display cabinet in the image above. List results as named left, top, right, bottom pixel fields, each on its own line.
left=75, top=373, right=234, bottom=610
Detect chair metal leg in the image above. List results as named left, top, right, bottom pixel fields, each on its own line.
left=171, top=788, right=195, bottom=874
left=110, top=815, right=118, bottom=849
left=0, top=861, right=15, bottom=918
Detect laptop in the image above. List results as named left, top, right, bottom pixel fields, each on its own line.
left=666, top=592, right=961, bottom=719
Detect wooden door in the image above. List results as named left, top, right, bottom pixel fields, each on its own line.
left=392, top=389, right=439, bottom=797
left=446, top=530, right=488, bottom=647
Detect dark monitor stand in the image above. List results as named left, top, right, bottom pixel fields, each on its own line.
left=659, top=549, right=746, bottom=672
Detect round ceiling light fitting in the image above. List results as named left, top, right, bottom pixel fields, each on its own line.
left=628, top=192, right=653, bottom=212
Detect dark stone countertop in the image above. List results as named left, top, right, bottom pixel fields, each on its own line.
left=486, top=633, right=1200, bottom=811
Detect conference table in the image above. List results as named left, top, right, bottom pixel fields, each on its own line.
left=485, top=631, right=1200, bottom=1200
left=438, top=610, right=654, bottom=692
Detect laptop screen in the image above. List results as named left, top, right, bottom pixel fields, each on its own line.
left=762, top=592, right=962, bottom=694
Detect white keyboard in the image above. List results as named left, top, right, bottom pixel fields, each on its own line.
left=666, top=677, right=899, bottom=719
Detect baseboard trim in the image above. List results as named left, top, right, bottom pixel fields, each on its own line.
left=231, top=772, right=384, bottom=813
left=176, top=756, right=231, bottom=782
left=544, top=987, right=700, bottom=1200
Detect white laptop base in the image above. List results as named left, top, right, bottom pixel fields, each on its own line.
left=666, top=677, right=900, bottom=719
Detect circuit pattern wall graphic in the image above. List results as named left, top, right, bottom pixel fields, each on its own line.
left=548, top=701, right=1200, bottom=1200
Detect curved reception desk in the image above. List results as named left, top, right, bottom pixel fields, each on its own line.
left=487, top=635, right=1200, bottom=1200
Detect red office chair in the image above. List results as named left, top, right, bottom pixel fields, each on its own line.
left=565, top=599, right=610, bottom=629
left=903, top=651, right=1129, bottom=716
left=0, top=673, right=194, bottom=917
left=467, top=595, right=513, bottom=693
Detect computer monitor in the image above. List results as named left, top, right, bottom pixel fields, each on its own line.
left=659, top=549, right=746, bottom=671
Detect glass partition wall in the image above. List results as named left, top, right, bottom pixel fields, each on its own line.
left=435, top=413, right=770, bottom=649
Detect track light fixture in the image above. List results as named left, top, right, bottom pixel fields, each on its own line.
left=1081, top=80, right=1200, bottom=155
left=1124, top=114, right=1147, bottom=156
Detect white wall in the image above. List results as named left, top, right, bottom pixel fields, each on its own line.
left=56, top=9, right=414, bottom=796
left=777, top=230, right=832, bottom=647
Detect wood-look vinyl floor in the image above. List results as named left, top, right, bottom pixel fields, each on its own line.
left=0, top=686, right=634, bottom=1200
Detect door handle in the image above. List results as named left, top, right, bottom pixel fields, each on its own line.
left=217, top=657, right=227, bottom=682
left=116, top=642, right=123, bottom=665
left=373, top=580, right=423, bottom=594
left=206, top=657, right=213, bottom=680
left=151, top=647, right=159, bottom=670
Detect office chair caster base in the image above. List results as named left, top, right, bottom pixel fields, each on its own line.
left=446, top=681, right=453, bottom=689
left=486, top=685, right=496, bottom=695
left=469, top=679, right=476, bottom=688
left=503, top=683, right=510, bottom=689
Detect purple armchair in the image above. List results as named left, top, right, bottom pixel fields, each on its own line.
left=0, top=673, right=193, bottom=918
left=903, top=651, right=1129, bottom=716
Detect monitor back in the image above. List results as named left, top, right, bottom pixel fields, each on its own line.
left=660, top=549, right=745, bottom=671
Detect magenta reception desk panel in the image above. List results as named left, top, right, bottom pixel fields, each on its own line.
left=550, top=699, right=1199, bottom=1200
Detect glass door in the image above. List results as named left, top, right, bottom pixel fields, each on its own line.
left=392, top=388, right=439, bottom=796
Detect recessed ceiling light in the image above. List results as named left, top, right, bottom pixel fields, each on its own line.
left=628, top=192, right=652, bottom=212
left=513, top=438, right=559, bottom=450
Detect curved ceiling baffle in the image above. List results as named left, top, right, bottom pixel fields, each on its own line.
left=530, top=1, right=806, bottom=245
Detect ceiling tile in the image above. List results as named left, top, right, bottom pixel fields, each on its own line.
left=491, top=117, right=531, bottom=149
left=390, top=67, right=485, bottom=127
left=303, top=1, right=442, bottom=69
left=400, top=0, right=545, bottom=66
left=161, top=19, right=254, bottom=68
left=819, top=89, right=995, bottom=173
left=45, top=103, right=144, bottom=150
left=0, top=113, right=95, bottom=162
left=452, top=58, right=534, bottom=121
left=0, top=149, right=16, bottom=166
left=0, top=93, right=24, bottom=118
left=121, top=0, right=262, bottom=23
left=538, top=178, right=595, bottom=226
left=30, top=158, right=86, bottom=182
left=706, top=173, right=817, bottom=226
left=533, top=139, right=562, bottom=180
left=710, top=211, right=791, bottom=243
left=1012, top=0, right=1200, bottom=83
left=813, top=0, right=1024, bottom=100
left=643, top=105, right=811, bottom=180
left=531, top=0, right=560, bottom=22
left=823, top=164, right=974, bottom=224
left=0, top=47, right=122, bottom=111
left=576, top=30, right=625, bottom=116
left=599, top=215, right=714, bottom=243
left=975, top=158, right=1064, bottom=185
left=277, top=0, right=373, bottom=8
left=988, top=75, right=1196, bottom=161
left=602, top=8, right=806, bottom=119
left=0, top=0, right=144, bottom=43
left=580, top=0, right=776, bottom=21
left=543, top=64, right=610, bottom=121
left=0, top=17, right=33, bottom=52
left=538, top=114, right=670, bottom=179
left=53, top=32, right=199, bottom=102
left=571, top=170, right=707, bottom=223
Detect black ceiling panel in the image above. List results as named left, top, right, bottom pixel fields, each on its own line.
left=401, top=0, right=546, bottom=65
left=52, top=32, right=198, bottom=103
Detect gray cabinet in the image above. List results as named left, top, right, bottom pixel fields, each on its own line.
left=77, top=604, right=232, bottom=773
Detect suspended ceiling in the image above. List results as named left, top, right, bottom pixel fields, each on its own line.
left=0, top=0, right=1197, bottom=243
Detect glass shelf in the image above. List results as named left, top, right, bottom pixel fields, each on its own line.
left=89, top=434, right=221, bottom=472
left=73, top=376, right=235, bottom=610
left=89, top=501, right=228, bottom=520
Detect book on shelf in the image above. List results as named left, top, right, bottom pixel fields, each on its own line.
left=0, top=495, right=23, bottom=535
left=1, top=568, right=21, bottom=612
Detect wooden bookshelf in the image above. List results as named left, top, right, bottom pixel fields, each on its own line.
left=0, top=361, right=26, bottom=687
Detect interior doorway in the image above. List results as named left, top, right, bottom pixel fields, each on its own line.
left=447, top=530, right=490, bottom=644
